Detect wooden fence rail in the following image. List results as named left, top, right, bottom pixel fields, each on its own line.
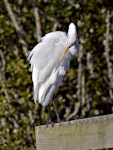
left=35, top=114, right=113, bottom=150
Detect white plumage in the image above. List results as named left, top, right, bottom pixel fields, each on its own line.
left=28, top=23, right=79, bottom=107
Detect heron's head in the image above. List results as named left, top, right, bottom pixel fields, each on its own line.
left=59, top=23, right=79, bottom=62
left=68, top=23, right=79, bottom=51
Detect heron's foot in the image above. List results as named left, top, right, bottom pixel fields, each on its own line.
left=57, top=117, right=61, bottom=123
left=53, top=100, right=61, bottom=123
left=46, top=119, right=54, bottom=127
left=46, top=105, right=54, bottom=127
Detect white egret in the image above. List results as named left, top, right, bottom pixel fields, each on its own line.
left=28, top=23, right=79, bottom=124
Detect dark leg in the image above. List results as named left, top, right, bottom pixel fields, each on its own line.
left=53, top=100, right=61, bottom=123
left=46, top=105, right=53, bottom=127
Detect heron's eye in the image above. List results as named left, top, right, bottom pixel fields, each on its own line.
left=69, top=42, right=75, bottom=48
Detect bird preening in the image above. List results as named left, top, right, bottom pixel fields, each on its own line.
left=28, top=23, right=79, bottom=125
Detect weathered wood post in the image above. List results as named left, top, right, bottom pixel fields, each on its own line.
left=36, top=114, right=113, bottom=150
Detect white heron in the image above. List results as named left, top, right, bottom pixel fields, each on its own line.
left=28, top=23, right=79, bottom=125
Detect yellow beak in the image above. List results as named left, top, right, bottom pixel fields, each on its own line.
left=59, top=44, right=69, bottom=62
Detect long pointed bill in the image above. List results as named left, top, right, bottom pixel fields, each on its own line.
left=59, top=44, right=69, bottom=62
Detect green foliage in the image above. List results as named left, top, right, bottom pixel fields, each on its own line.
left=0, top=0, right=113, bottom=149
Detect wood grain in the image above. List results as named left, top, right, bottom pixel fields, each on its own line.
left=36, top=114, right=113, bottom=150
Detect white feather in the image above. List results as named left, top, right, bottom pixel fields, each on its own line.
left=28, top=23, right=79, bottom=106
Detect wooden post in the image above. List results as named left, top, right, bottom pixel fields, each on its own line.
left=36, top=114, right=113, bottom=150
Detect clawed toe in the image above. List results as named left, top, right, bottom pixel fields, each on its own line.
left=46, top=119, right=54, bottom=127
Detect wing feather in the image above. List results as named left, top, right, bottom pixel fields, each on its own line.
left=28, top=31, right=68, bottom=103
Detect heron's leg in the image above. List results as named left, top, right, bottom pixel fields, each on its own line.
left=53, top=100, right=61, bottom=123
left=46, top=105, right=53, bottom=127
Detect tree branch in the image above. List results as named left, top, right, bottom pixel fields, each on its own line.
left=0, top=50, right=11, bottom=102
left=103, top=10, right=113, bottom=98
left=3, top=0, right=28, bottom=57
left=52, top=21, right=59, bottom=32
left=33, top=0, right=42, bottom=42
left=86, top=52, right=94, bottom=77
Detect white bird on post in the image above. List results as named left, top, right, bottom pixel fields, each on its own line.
left=28, top=23, right=79, bottom=125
